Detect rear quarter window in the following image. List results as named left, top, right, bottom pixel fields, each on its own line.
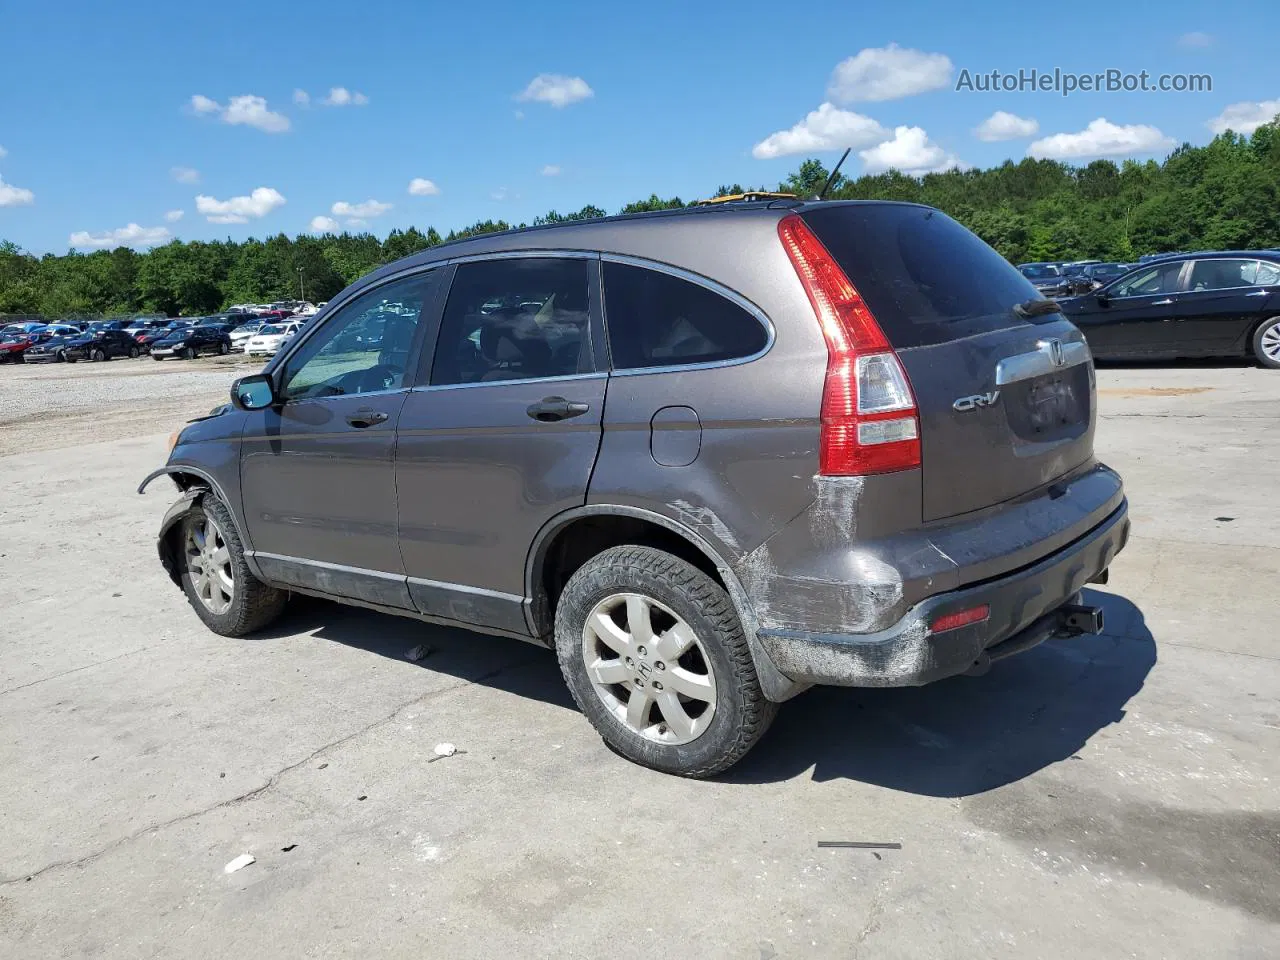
left=602, top=261, right=768, bottom=370
left=801, top=204, right=1045, bottom=349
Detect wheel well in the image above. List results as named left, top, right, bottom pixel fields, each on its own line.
left=533, top=515, right=727, bottom=636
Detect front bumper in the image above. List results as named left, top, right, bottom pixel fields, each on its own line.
left=22, top=352, right=57, bottom=363
left=150, top=347, right=181, bottom=357
left=756, top=501, right=1129, bottom=688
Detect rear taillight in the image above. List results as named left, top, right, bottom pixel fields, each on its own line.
left=777, top=214, right=921, bottom=476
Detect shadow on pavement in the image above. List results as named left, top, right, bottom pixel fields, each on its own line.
left=260, top=595, right=577, bottom=710
left=727, top=588, right=1155, bottom=794
left=261, top=589, right=1153, bottom=797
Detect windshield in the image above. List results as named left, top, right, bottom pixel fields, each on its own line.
left=1019, top=264, right=1060, bottom=279
left=260, top=324, right=284, bottom=335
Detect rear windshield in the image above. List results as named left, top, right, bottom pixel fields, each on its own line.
left=802, top=204, right=1045, bottom=349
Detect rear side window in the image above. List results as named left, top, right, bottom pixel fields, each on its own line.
left=430, top=258, right=591, bottom=386
left=802, top=204, right=1047, bottom=349
left=602, top=261, right=767, bottom=370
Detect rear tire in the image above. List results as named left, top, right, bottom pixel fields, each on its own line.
left=554, top=545, right=776, bottom=778
left=218, top=341, right=229, bottom=355
left=177, top=494, right=288, bottom=637
left=91, top=348, right=106, bottom=362
left=1253, top=316, right=1280, bottom=369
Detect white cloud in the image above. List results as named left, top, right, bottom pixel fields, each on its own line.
left=974, top=111, right=1039, bottom=141
left=516, top=74, right=593, bottom=108
left=195, top=187, right=287, bottom=224
left=310, top=215, right=340, bottom=233
left=164, top=209, right=184, bottom=222
left=407, top=177, right=440, bottom=196
left=293, top=88, right=310, bottom=107
left=1178, top=32, right=1213, bottom=49
left=860, top=126, right=964, bottom=175
left=69, top=223, right=171, bottom=249
left=322, top=87, right=369, bottom=107
left=752, top=103, right=888, bottom=159
left=1207, top=99, right=1280, bottom=135
left=0, top=175, right=34, bottom=207
left=0, top=145, right=7, bottom=159
left=827, top=44, right=953, bottom=103
left=540, top=164, right=561, bottom=176
left=171, top=166, right=200, bottom=184
left=491, top=187, right=509, bottom=201
left=331, top=198, right=392, bottom=218
left=188, top=94, right=290, bottom=133
left=1028, top=118, right=1175, bottom=159
left=514, top=109, right=525, bottom=121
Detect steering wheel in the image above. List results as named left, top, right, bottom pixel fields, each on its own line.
left=356, top=363, right=403, bottom=393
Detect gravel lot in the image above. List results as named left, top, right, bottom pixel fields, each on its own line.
left=1, top=360, right=1277, bottom=958
left=0, top=355, right=256, bottom=456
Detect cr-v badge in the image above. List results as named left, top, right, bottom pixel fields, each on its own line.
left=953, top=391, right=1001, bottom=412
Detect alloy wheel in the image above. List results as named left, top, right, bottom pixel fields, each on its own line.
left=185, top=516, right=234, bottom=615
left=581, top=592, right=717, bottom=745
left=1261, top=323, right=1280, bottom=362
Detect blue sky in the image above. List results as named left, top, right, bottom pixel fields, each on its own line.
left=1, top=0, right=1276, bottom=254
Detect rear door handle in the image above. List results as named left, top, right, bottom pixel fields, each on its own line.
left=346, top=408, right=389, bottom=428
left=1246, top=290, right=1269, bottom=297
left=526, top=396, right=591, bottom=422
left=1151, top=298, right=1174, bottom=305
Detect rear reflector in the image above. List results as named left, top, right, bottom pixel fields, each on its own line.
left=778, top=214, right=921, bottom=476
left=931, top=604, right=990, bottom=634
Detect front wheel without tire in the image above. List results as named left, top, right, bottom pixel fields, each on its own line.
left=128, top=345, right=140, bottom=358
left=554, top=545, right=776, bottom=778
left=91, top=348, right=106, bottom=362
left=1253, top=316, right=1280, bottom=369
left=177, top=494, right=288, bottom=637
left=183, top=346, right=196, bottom=360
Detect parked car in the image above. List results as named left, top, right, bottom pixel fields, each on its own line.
left=124, top=319, right=171, bottom=338
left=1017, top=262, right=1072, bottom=298
left=1059, top=252, right=1280, bottom=366
left=1064, top=262, right=1131, bottom=296
left=63, top=328, right=141, bottom=362
left=22, top=332, right=83, bottom=363
left=0, top=329, right=54, bottom=362
left=149, top=325, right=233, bottom=360
left=141, top=199, right=1128, bottom=777
left=244, top=321, right=301, bottom=356
left=228, top=322, right=264, bottom=352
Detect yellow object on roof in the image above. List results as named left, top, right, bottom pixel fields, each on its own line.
left=695, top=191, right=798, bottom=206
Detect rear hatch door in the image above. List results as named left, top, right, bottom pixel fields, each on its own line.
left=802, top=203, right=1094, bottom=521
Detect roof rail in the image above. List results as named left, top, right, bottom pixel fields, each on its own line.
left=694, top=191, right=798, bottom=206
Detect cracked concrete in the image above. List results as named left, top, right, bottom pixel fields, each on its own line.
left=1, top=362, right=1278, bottom=958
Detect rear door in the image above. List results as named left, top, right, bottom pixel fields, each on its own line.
left=802, top=204, right=1097, bottom=521
left=239, top=270, right=438, bottom=608
left=395, top=255, right=604, bottom=634
left=1175, top=258, right=1280, bottom=353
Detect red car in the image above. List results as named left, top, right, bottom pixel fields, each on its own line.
left=0, top=331, right=47, bottom=362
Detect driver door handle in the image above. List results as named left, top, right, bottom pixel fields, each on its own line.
left=526, top=396, right=591, bottom=422
left=1151, top=298, right=1174, bottom=306
left=346, top=408, right=389, bottom=428
left=1246, top=290, right=1269, bottom=297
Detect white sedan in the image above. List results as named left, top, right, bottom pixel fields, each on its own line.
left=245, top=322, right=302, bottom=357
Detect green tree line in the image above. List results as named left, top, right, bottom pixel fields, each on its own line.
left=3, top=120, right=1278, bottom=320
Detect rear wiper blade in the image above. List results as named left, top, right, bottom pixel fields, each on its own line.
left=1013, top=298, right=1063, bottom=319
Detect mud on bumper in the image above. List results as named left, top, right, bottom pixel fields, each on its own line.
left=756, top=502, right=1130, bottom=688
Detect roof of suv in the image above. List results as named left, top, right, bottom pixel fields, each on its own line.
left=352, top=199, right=935, bottom=299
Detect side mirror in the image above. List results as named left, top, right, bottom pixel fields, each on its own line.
left=231, top=373, right=276, bottom=411
left=1094, top=292, right=1110, bottom=307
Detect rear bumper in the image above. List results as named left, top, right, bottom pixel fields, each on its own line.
left=756, top=500, right=1129, bottom=688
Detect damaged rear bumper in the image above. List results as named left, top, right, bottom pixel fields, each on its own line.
left=755, top=501, right=1129, bottom=688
